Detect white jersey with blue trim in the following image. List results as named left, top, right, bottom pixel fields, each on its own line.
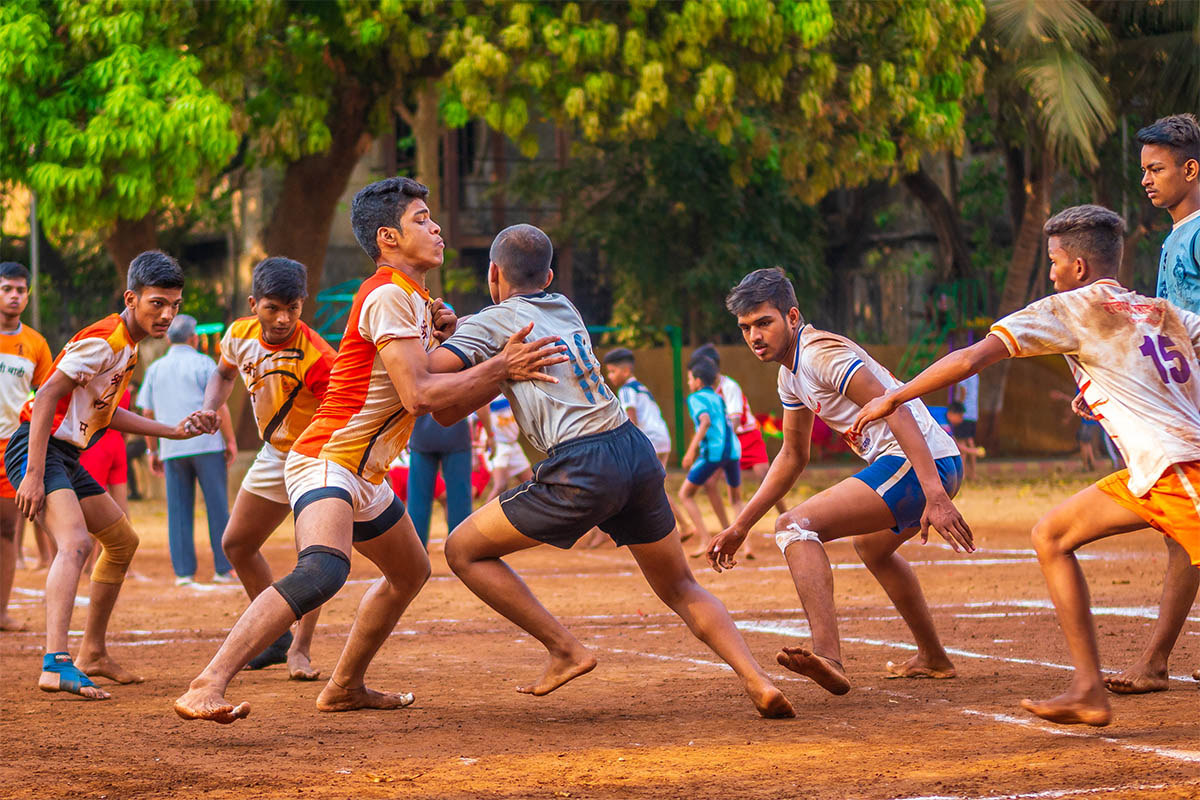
left=441, top=292, right=626, bottom=453
left=776, top=325, right=958, bottom=465
left=618, top=378, right=671, bottom=454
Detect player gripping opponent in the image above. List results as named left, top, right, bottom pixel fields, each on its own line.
left=855, top=205, right=1200, bottom=726
left=434, top=224, right=795, bottom=718
left=708, top=267, right=972, bottom=697
left=201, top=257, right=336, bottom=680
left=12, top=251, right=210, bottom=700
left=174, top=178, right=564, bottom=723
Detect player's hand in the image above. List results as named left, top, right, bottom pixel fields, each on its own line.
left=501, top=322, right=568, bottom=382
left=681, top=451, right=696, bottom=471
left=1071, top=393, right=1098, bottom=421
left=15, top=471, right=44, bottom=521
left=707, top=526, right=747, bottom=573
left=431, top=299, right=457, bottom=342
left=919, top=490, right=974, bottom=553
left=149, top=451, right=164, bottom=475
left=224, top=439, right=237, bottom=466
left=852, top=391, right=902, bottom=435
left=171, top=412, right=207, bottom=440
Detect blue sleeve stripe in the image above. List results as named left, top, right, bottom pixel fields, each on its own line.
left=837, top=360, right=864, bottom=394
left=781, top=400, right=806, bottom=409
left=440, top=343, right=471, bottom=368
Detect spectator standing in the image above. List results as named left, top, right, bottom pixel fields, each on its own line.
left=407, top=414, right=473, bottom=548
left=138, top=314, right=235, bottom=584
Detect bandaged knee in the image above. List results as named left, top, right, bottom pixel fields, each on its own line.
left=273, top=545, right=351, bottom=620
left=775, top=521, right=821, bottom=555
left=91, top=517, right=139, bottom=585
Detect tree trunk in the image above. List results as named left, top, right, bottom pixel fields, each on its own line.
left=262, top=81, right=374, bottom=314
left=1118, top=225, right=1146, bottom=289
left=978, top=149, right=1054, bottom=447
left=105, top=215, right=159, bottom=290
left=409, top=83, right=443, bottom=296
left=901, top=165, right=972, bottom=280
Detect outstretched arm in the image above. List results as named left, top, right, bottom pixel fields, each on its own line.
left=852, top=336, right=1010, bottom=434
left=109, top=406, right=206, bottom=440
left=708, top=407, right=814, bottom=572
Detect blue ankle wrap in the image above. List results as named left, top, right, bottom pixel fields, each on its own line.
left=42, top=652, right=96, bottom=689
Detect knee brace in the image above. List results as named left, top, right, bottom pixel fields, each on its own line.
left=775, top=521, right=821, bottom=556
left=273, top=545, right=351, bottom=620
left=91, top=517, right=139, bottom=585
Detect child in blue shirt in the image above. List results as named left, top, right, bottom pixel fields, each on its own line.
left=678, top=357, right=742, bottom=557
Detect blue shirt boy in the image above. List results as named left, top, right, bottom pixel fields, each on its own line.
left=1156, top=209, right=1200, bottom=311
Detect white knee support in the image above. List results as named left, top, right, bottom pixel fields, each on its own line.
left=776, top=522, right=821, bottom=555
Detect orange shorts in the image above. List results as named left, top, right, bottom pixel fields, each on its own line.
left=0, top=437, right=13, bottom=499
left=1096, top=463, right=1200, bottom=565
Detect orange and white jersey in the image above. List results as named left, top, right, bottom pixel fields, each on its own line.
left=0, top=323, right=52, bottom=438
left=20, top=314, right=137, bottom=449
left=990, top=279, right=1200, bottom=496
left=220, top=317, right=336, bottom=452
left=292, top=265, right=434, bottom=483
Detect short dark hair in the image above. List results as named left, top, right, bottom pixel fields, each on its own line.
left=689, top=356, right=718, bottom=388
left=127, top=250, right=184, bottom=292
left=0, top=262, right=29, bottom=284
left=490, top=224, right=553, bottom=288
left=252, top=257, right=308, bottom=302
left=1043, top=205, right=1125, bottom=274
left=603, top=347, right=635, bottom=366
left=726, top=267, right=803, bottom=321
left=1136, top=113, right=1200, bottom=165
left=947, top=401, right=965, bottom=415
left=689, top=343, right=720, bottom=370
left=350, top=177, right=430, bottom=261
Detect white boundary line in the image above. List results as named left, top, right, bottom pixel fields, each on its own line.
left=889, top=781, right=1189, bottom=800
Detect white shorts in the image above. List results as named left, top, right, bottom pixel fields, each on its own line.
left=284, top=450, right=406, bottom=542
left=492, top=441, right=530, bottom=472
left=240, top=443, right=290, bottom=505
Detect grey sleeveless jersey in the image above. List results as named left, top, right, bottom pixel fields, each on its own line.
left=440, top=292, right=626, bottom=453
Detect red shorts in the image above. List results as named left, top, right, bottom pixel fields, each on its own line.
left=388, top=466, right=445, bottom=504
left=738, top=428, right=769, bottom=470
left=0, top=437, right=12, bottom=499
left=79, top=431, right=128, bottom=488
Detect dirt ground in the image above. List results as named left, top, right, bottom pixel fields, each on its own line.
left=3, top=467, right=1200, bottom=800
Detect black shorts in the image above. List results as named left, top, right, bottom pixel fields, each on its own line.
left=951, top=419, right=977, bottom=441
left=5, top=422, right=106, bottom=500
left=499, top=420, right=676, bottom=549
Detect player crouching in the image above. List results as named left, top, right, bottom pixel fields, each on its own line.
left=433, top=224, right=794, bottom=718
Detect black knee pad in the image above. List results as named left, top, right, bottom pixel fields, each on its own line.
left=273, top=545, right=351, bottom=619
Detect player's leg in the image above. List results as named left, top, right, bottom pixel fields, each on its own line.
left=751, top=461, right=789, bottom=516
left=678, top=478, right=710, bottom=556
left=193, top=451, right=233, bottom=578
left=73, top=490, right=143, bottom=685
left=38, top=488, right=111, bottom=699
left=406, top=450, right=436, bottom=546
left=725, top=462, right=751, bottom=556
left=175, top=494, right=354, bottom=723
left=659, top=453, right=694, bottom=540
left=485, top=463, right=512, bottom=502
left=163, top=456, right=198, bottom=582
left=1106, top=536, right=1197, bottom=694
left=772, top=477, right=901, bottom=694
left=853, top=528, right=955, bottom=679
left=32, top=520, right=54, bottom=569
left=1020, top=484, right=1148, bottom=726
left=628, top=530, right=794, bottom=717
left=703, top=471, right=730, bottom=530
left=316, top=504, right=429, bottom=712
left=445, top=499, right=597, bottom=695
left=0, top=496, right=21, bottom=630
left=442, top=447, right=474, bottom=536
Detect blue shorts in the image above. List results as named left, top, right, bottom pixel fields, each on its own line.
left=686, top=457, right=742, bottom=488
left=851, top=454, right=963, bottom=533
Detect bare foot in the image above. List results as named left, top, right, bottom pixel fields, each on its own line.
left=1105, top=665, right=1169, bottom=695
left=1, top=614, right=28, bottom=631
left=174, top=685, right=251, bottom=724
left=1020, top=690, right=1111, bottom=727
left=1193, top=667, right=1200, bottom=682
left=749, top=682, right=795, bottom=718
left=678, top=529, right=695, bottom=543
left=39, top=670, right=110, bottom=700
left=777, top=647, right=851, bottom=695
left=885, top=654, right=956, bottom=680
left=287, top=651, right=321, bottom=681
left=77, top=653, right=144, bottom=684
left=517, top=650, right=597, bottom=696
left=316, top=680, right=414, bottom=712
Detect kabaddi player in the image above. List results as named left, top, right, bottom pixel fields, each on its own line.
left=434, top=224, right=795, bottom=718
left=0, top=261, right=52, bottom=631
left=200, top=257, right=336, bottom=680
left=707, top=267, right=971, bottom=696
left=12, top=251, right=210, bottom=700
left=1102, top=113, right=1200, bottom=695
left=174, top=178, right=565, bottom=723
left=853, top=204, right=1200, bottom=726
left=482, top=394, right=532, bottom=501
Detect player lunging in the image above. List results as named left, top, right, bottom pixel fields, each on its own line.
left=202, top=257, right=336, bottom=680
left=854, top=205, right=1200, bottom=726
left=434, top=224, right=795, bottom=718
left=708, top=268, right=972, bottom=696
